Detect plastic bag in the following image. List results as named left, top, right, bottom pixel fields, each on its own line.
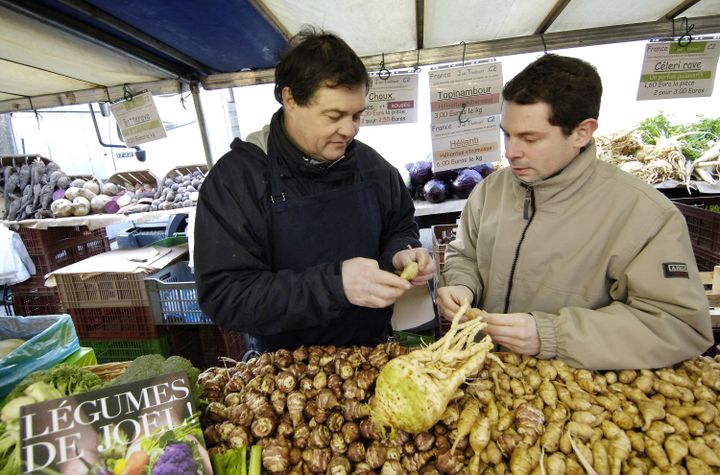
left=0, top=314, right=79, bottom=398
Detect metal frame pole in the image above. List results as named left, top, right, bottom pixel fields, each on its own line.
left=191, top=81, right=214, bottom=169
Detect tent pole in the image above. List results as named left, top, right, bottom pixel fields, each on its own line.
left=191, top=81, right=214, bottom=170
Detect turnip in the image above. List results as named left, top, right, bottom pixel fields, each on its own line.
left=90, top=194, right=113, bottom=214
left=64, top=186, right=81, bottom=201
left=370, top=301, right=497, bottom=435
left=101, top=182, right=119, bottom=196
left=72, top=196, right=91, bottom=216
left=50, top=198, right=73, bottom=217
left=82, top=179, right=100, bottom=195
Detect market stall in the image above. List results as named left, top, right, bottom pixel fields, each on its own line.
left=1, top=2, right=720, bottom=474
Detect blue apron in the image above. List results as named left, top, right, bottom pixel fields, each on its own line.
left=253, top=153, right=393, bottom=351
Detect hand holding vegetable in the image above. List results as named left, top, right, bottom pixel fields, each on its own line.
left=391, top=247, right=435, bottom=284
left=435, top=285, right=475, bottom=318
left=480, top=311, right=540, bottom=356
left=342, top=257, right=411, bottom=308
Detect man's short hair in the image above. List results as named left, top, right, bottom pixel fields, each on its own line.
left=274, top=26, right=370, bottom=105
left=502, top=54, right=602, bottom=135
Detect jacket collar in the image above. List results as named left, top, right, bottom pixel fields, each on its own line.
left=512, top=139, right=598, bottom=205
left=266, top=108, right=357, bottom=181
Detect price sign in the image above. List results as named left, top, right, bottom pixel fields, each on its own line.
left=637, top=40, right=720, bottom=100
left=428, top=61, right=503, bottom=171
left=361, top=73, right=419, bottom=126
left=110, top=91, right=167, bottom=146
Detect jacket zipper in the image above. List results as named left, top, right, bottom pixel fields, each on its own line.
left=504, top=185, right=536, bottom=313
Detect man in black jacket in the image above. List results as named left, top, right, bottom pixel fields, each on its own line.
left=195, top=27, right=434, bottom=351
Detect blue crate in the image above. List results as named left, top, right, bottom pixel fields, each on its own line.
left=145, top=261, right=212, bottom=324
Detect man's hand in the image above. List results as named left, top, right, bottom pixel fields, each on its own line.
left=435, top=285, right=474, bottom=320
left=342, top=257, right=412, bottom=308
left=481, top=312, right=540, bottom=356
left=391, top=247, right=436, bottom=285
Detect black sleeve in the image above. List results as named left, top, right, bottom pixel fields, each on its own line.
left=194, top=150, right=351, bottom=336
left=373, top=158, right=421, bottom=270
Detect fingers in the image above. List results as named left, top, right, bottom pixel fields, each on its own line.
left=435, top=285, right=473, bottom=319
left=342, top=257, right=412, bottom=308
left=393, top=247, right=437, bottom=285
left=480, top=313, right=540, bottom=355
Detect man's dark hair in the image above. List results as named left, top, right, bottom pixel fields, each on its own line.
left=502, top=54, right=602, bottom=135
left=274, top=26, right=370, bottom=105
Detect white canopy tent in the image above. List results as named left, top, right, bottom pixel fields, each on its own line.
left=1, top=0, right=719, bottom=166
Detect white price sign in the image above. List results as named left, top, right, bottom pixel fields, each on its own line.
left=361, top=73, right=419, bottom=126
left=430, top=115, right=501, bottom=172
left=110, top=91, right=167, bottom=146
left=637, top=40, right=720, bottom=100
left=428, top=61, right=503, bottom=171
left=429, top=62, right=503, bottom=124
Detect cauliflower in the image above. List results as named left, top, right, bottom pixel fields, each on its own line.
left=151, top=442, right=197, bottom=475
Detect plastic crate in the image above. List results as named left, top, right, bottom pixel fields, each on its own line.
left=692, top=245, right=720, bottom=272
left=431, top=224, right=458, bottom=273
left=11, top=288, right=62, bottom=316
left=18, top=227, right=108, bottom=257
left=69, top=306, right=159, bottom=340
left=82, top=336, right=170, bottom=364
left=673, top=196, right=720, bottom=254
left=145, top=261, right=210, bottom=324
left=166, top=325, right=246, bottom=369
left=56, top=272, right=148, bottom=309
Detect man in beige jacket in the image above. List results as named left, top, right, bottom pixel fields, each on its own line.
left=436, top=54, right=713, bottom=370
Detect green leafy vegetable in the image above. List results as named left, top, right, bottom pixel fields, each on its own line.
left=637, top=113, right=720, bottom=160
left=106, top=354, right=202, bottom=403
left=0, top=365, right=103, bottom=475
left=211, top=446, right=247, bottom=475
left=248, top=445, right=262, bottom=475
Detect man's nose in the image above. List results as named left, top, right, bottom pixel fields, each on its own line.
left=338, top=117, right=358, bottom=138
left=504, top=137, right=522, bottom=159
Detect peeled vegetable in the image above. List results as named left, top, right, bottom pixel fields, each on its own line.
left=370, top=301, right=496, bottom=435
left=451, top=168, right=483, bottom=199
left=399, top=262, right=419, bottom=281
left=422, top=179, right=449, bottom=203
left=0, top=338, right=25, bottom=358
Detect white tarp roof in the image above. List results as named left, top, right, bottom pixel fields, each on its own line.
left=1, top=0, right=719, bottom=113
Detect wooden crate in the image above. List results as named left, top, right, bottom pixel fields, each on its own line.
left=700, top=265, right=720, bottom=312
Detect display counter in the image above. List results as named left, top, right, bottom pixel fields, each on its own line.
left=2, top=206, right=196, bottom=231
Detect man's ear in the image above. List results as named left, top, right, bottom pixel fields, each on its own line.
left=281, top=87, right=296, bottom=109
left=574, top=118, right=598, bottom=147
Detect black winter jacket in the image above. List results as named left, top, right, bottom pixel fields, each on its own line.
left=194, top=109, right=420, bottom=349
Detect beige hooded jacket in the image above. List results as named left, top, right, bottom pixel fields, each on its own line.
left=439, top=141, right=713, bottom=370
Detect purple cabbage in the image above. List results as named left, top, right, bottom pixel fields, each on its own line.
left=422, top=179, right=449, bottom=203
left=470, top=163, right=495, bottom=178
left=432, top=168, right=460, bottom=182
left=451, top=169, right=483, bottom=199
left=406, top=159, right=433, bottom=186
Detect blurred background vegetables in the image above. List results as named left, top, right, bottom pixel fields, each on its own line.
left=406, top=156, right=495, bottom=203
left=597, top=113, right=720, bottom=186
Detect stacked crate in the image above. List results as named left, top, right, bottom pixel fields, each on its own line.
left=11, top=227, right=109, bottom=316
left=54, top=266, right=168, bottom=363
left=672, top=196, right=720, bottom=271
left=145, top=261, right=247, bottom=368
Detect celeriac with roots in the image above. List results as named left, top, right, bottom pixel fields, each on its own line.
left=370, top=300, right=498, bottom=436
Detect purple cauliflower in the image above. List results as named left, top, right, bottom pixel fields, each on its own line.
left=151, top=442, right=198, bottom=475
